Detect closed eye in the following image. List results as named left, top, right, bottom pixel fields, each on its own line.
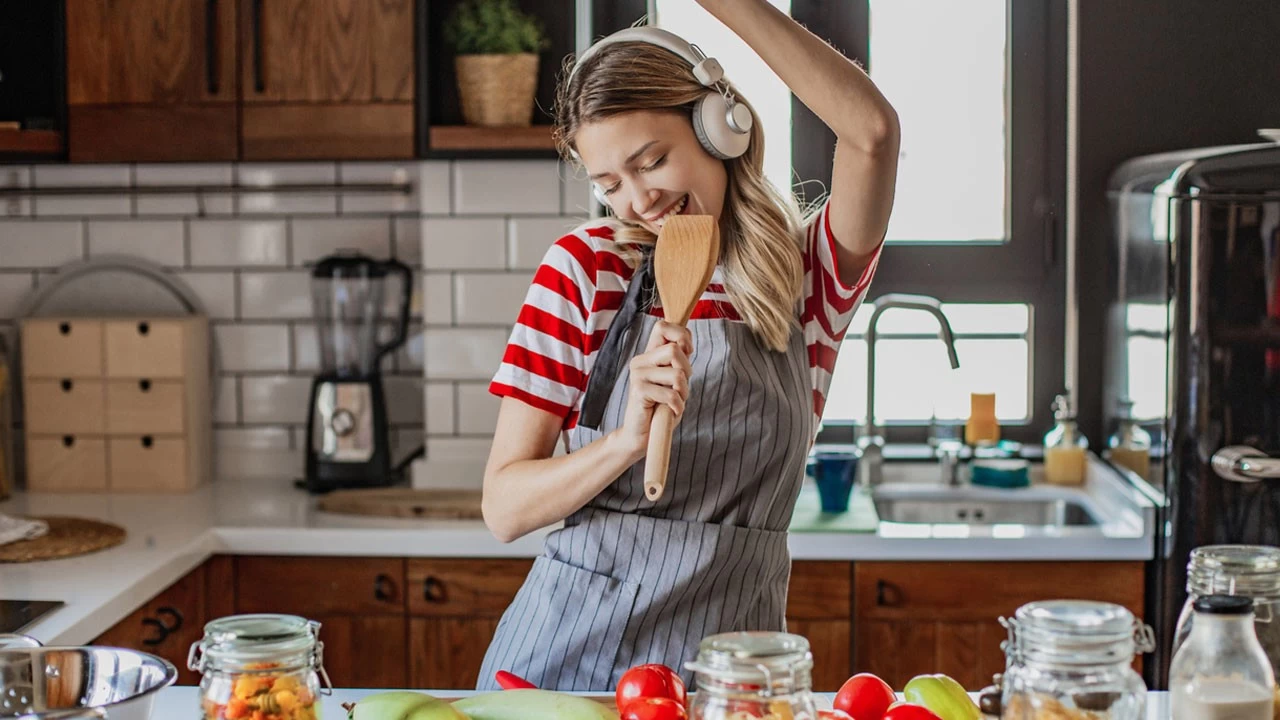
left=641, top=155, right=667, bottom=172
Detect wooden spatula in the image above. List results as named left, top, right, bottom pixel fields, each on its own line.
left=643, top=214, right=721, bottom=502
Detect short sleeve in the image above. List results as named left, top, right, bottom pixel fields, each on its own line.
left=490, top=231, right=599, bottom=428
left=802, top=200, right=882, bottom=421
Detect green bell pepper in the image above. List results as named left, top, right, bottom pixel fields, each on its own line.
left=903, top=674, right=980, bottom=720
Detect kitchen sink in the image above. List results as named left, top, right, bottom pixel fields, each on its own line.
left=870, top=485, right=1102, bottom=527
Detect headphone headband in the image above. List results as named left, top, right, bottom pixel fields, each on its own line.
left=570, top=27, right=715, bottom=87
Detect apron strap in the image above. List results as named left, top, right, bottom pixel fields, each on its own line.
left=579, top=251, right=655, bottom=430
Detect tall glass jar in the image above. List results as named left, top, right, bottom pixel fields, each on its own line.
left=1173, top=545, right=1280, bottom=681
left=188, top=614, right=332, bottom=720
left=1000, top=600, right=1153, bottom=720
left=686, top=632, right=818, bottom=720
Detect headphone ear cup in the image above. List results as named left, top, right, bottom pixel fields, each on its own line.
left=692, top=92, right=751, bottom=160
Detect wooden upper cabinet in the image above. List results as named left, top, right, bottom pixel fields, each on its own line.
left=239, top=0, right=415, bottom=160
left=64, top=0, right=239, bottom=162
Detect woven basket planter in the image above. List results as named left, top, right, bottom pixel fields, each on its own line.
left=455, top=53, right=539, bottom=127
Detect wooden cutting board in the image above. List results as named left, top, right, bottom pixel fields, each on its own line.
left=316, top=488, right=484, bottom=520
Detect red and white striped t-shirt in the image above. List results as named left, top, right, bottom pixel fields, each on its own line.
left=489, top=200, right=881, bottom=434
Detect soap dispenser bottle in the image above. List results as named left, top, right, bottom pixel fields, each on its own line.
left=1043, top=393, right=1089, bottom=486
left=1107, top=398, right=1151, bottom=480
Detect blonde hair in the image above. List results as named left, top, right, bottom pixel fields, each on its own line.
left=554, top=41, right=809, bottom=352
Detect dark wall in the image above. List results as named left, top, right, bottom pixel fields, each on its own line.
left=1074, top=0, right=1280, bottom=442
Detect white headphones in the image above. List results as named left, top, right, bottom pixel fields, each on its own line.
left=569, top=27, right=754, bottom=206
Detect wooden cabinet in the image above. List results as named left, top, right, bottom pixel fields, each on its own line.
left=407, top=558, right=532, bottom=690
left=64, top=0, right=239, bottom=162
left=93, top=559, right=210, bottom=685
left=787, top=561, right=853, bottom=692
left=239, top=0, right=415, bottom=159
left=853, top=561, right=1146, bottom=690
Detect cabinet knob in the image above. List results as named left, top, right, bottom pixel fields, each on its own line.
left=373, top=573, right=398, bottom=602
left=58, top=322, right=71, bottom=335
left=137, top=321, right=150, bottom=336
left=141, top=617, right=168, bottom=646
left=423, top=576, right=447, bottom=604
left=60, top=379, right=73, bottom=392
left=875, top=579, right=901, bottom=607
left=156, top=606, right=184, bottom=633
left=62, top=435, right=75, bottom=448
left=141, top=436, right=154, bottom=448
left=139, top=379, right=152, bottom=392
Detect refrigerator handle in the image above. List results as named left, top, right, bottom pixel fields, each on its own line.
left=1212, top=445, right=1280, bottom=483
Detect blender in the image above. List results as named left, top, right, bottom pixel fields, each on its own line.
left=303, top=252, right=412, bottom=493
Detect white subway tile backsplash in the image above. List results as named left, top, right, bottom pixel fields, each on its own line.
left=239, top=271, right=312, bottom=319
left=508, top=216, right=580, bottom=269
left=237, top=163, right=339, bottom=215
left=239, top=191, right=337, bottom=216
left=0, top=221, right=83, bottom=268
left=216, top=447, right=301, bottom=479
left=214, top=377, right=238, bottom=423
left=561, top=166, right=595, bottom=216
left=174, top=271, right=237, bottom=319
left=190, top=219, right=288, bottom=267
left=457, top=382, right=500, bottom=435
left=240, top=375, right=312, bottom=424
left=34, top=196, right=132, bottom=217
left=134, top=164, right=235, bottom=215
left=291, top=218, right=392, bottom=264
left=425, top=382, right=455, bottom=436
left=87, top=220, right=185, bottom=266
left=215, top=324, right=291, bottom=372
left=292, top=324, right=320, bottom=373
left=395, top=325, right=424, bottom=371
left=138, top=194, right=234, bottom=217
left=216, top=427, right=292, bottom=449
left=454, top=273, right=532, bottom=325
left=422, top=273, right=452, bottom=325
left=33, top=164, right=131, bottom=187
left=454, top=160, right=560, bottom=214
left=417, top=162, right=452, bottom=214
left=385, top=376, right=425, bottom=424
left=2, top=167, right=31, bottom=218
left=420, top=437, right=492, bottom=489
left=420, top=217, right=505, bottom=269
left=339, top=162, right=420, bottom=214
left=424, top=328, right=508, bottom=380
left=238, top=163, right=337, bottom=186
left=0, top=274, right=35, bottom=317
left=393, top=218, right=422, bottom=267
left=136, top=164, right=234, bottom=186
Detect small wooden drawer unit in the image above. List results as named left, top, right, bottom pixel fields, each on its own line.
left=21, top=317, right=211, bottom=493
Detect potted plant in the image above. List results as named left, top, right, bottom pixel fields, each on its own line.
left=443, top=0, right=549, bottom=127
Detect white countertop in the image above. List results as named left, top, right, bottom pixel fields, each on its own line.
left=144, top=686, right=1175, bottom=718
left=0, top=456, right=1157, bottom=646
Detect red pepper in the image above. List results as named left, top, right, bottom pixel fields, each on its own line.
left=494, top=670, right=537, bottom=690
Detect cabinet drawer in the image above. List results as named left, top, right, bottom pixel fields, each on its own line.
left=24, top=379, right=105, bottom=434
left=105, top=380, right=185, bottom=434
left=786, top=561, right=852, bottom=620
left=26, top=435, right=108, bottom=491
left=104, top=320, right=186, bottom=378
left=236, top=557, right=407, bottom=617
left=407, top=559, right=532, bottom=617
left=107, top=436, right=187, bottom=492
left=21, top=319, right=104, bottom=378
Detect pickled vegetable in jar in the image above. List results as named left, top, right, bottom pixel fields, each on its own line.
left=189, top=614, right=333, bottom=720
left=686, top=631, right=818, bottom=720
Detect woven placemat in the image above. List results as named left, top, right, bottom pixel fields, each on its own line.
left=0, top=516, right=126, bottom=563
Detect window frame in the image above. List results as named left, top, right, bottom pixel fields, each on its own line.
left=791, top=0, right=1069, bottom=445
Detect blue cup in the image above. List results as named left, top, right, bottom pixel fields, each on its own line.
left=806, top=451, right=860, bottom=513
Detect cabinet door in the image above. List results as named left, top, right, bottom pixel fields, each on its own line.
left=93, top=562, right=207, bottom=686
left=65, top=0, right=238, bottom=161
left=311, top=614, right=408, bottom=689
left=787, top=561, right=853, bottom=691
left=409, top=616, right=499, bottom=690
left=853, top=562, right=1145, bottom=690
left=239, top=0, right=414, bottom=159
left=235, top=556, right=407, bottom=616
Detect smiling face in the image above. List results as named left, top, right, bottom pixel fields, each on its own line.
left=575, top=110, right=728, bottom=235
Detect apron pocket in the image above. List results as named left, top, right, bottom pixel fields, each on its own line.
left=498, top=555, right=641, bottom=691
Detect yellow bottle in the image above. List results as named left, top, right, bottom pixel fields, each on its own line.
left=1107, top=398, right=1151, bottom=480
left=965, top=392, right=999, bottom=446
left=1044, top=393, right=1088, bottom=486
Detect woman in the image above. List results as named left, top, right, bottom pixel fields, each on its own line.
left=477, top=0, right=899, bottom=691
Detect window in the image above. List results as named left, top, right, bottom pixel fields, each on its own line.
left=655, top=0, right=1066, bottom=443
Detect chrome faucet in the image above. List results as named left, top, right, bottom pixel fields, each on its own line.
left=857, top=294, right=961, bottom=487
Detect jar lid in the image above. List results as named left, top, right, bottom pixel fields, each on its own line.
left=1187, top=545, right=1280, bottom=597
left=188, top=614, right=321, bottom=672
left=1001, top=600, right=1155, bottom=667
left=1193, top=595, right=1255, bottom=615
left=685, top=632, right=813, bottom=694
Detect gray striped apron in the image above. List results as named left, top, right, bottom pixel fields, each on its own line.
left=476, top=314, right=812, bottom=692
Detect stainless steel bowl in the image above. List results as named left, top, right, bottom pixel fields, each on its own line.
left=0, top=635, right=176, bottom=720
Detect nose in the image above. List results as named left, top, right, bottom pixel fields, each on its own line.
left=623, top=183, right=663, bottom=221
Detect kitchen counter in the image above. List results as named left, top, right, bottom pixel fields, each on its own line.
left=0, top=455, right=1157, bottom=645
left=147, top=686, right=1176, bottom=717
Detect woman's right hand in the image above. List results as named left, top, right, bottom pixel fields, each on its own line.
left=611, top=321, right=694, bottom=461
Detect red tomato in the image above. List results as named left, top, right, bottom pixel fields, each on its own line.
left=818, top=711, right=856, bottom=720
left=616, top=664, right=687, bottom=711
left=620, top=697, right=689, bottom=720
left=833, top=673, right=897, bottom=720
left=883, top=703, right=945, bottom=720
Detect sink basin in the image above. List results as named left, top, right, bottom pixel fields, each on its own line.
left=870, top=484, right=1102, bottom=527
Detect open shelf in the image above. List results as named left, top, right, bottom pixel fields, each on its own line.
left=428, top=125, right=556, bottom=152
left=0, top=128, right=62, bottom=155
